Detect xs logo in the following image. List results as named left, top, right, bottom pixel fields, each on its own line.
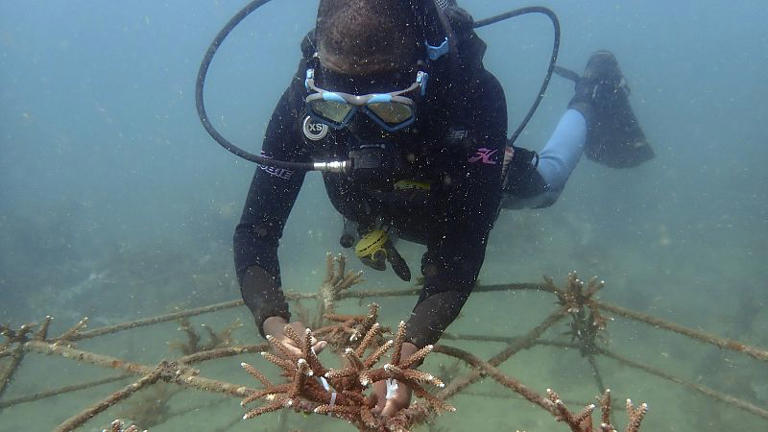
left=302, top=116, right=329, bottom=141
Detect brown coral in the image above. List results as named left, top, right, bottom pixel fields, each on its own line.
left=240, top=320, right=450, bottom=431
left=545, top=388, right=648, bottom=432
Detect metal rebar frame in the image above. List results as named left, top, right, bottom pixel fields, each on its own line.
left=1, top=255, right=766, bottom=431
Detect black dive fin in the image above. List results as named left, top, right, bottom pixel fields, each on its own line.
left=568, top=51, right=654, bottom=168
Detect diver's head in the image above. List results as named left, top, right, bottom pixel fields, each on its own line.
left=315, top=0, right=423, bottom=75
left=310, top=1, right=429, bottom=140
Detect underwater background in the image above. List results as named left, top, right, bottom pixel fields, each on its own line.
left=1, top=0, right=766, bottom=431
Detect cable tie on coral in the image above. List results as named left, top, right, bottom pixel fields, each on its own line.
left=318, top=376, right=336, bottom=416
left=385, top=378, right=398, bottom=400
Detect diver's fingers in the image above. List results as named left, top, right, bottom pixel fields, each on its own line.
left=380, top=399, right=398, bottom=417
left=312, top=340, right=328, bottom=354
left=275, top=337, right=303, bottom=356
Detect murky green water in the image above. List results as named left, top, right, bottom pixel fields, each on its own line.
left=1, top=1, right=766, bottom=431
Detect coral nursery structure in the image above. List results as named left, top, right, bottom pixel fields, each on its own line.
left=1, top=253, right=767, bottom=431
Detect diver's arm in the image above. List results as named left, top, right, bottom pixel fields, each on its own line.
left=404, top=70, right=506, bottom=347
left=501, top=109, right=587, bottom=209
left=405, top=178, right=499, bottom=347
left=234, top=79, right=308, bottom=337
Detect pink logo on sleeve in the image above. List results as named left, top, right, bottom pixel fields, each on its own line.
left=468, top=148, right=499, bottom=165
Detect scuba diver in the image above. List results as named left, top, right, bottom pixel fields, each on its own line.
left=228, top=0, right=653, bottom=417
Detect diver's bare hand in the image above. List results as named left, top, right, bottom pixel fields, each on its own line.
left=262, top=316, right=327, bottom=356
left=372, top=378, right=412, bottom=417
left=371, top=341, right=419, bottom=417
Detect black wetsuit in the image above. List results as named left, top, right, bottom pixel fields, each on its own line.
left=234, top=31, right=507, bottom=347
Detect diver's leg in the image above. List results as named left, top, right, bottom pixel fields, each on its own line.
left=536, top=108, right=587, bottom=192
left=500, top=109, right=586, bottom=209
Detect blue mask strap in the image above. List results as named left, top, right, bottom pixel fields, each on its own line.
left=417, top=71, right=429, bottom=97
left=426, top=37, right=449, bottom=61
left=304, top=68, right=315, bottom=92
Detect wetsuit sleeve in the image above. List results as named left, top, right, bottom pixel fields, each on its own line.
left=405, top=69, right=507, bottom=347
left=233, top=76, right=308, bottom=336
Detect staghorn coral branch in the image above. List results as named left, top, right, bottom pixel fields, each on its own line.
left=106, top=419, right=147, bottom=432
left=290, top=359, right=310, bottom=398
left=547, top=388, right=596, bottom=432
left=319, top=253, right=365, bottom=317
left=410, top=382, right=455, bottom=413
left=400, top=344, right=433, bottom=370
left=324, top=367, right=358, bottom=380
left=244, top=397, right=289, bottom=419
left=240, top=384, right=292, bottom=407
left=260, top=351, right=296, bottom=373
left=33, top=315, right=54, bottom=341
left=574, top=403, right=597, bottom=425
left=624, top=399, right=648, bottom=432
left=362, top=304, right=380, bottom=331
left=267, top=334, right=299, bottom=359
left=391, top=366, right=445, bottom=389
left=176, top=344, right=267, bottom=365
left=240, top=362, right=273, bottom=388
left=55, top=317, right=89, bottom=344
left=282, top=325, right=305, bottom=351
left=355, top=322, right=381, bottom=357
left=600, top=389, right=612, bottom=425
left=304, top=338, right=326, bottom=377
left=344, top=348, right=366, bottom=372
left=391, top=321, right=407, bottom=366
left=360, top=405, right=379, bottom=428
left=314, top=403, right=359, bottom=417
left=324, top=252, right=336, bottom=285
left=359, top=367, right=389, bottom=387
left=364, top=339, right=394, bottom=368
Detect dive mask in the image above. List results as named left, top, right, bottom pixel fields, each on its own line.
left=305, top=68, right=429, bottom=132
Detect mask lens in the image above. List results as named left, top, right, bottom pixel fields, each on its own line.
left=308, top=100, right=354, bottom=125
left=367, top=102, right=414, bottom=126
